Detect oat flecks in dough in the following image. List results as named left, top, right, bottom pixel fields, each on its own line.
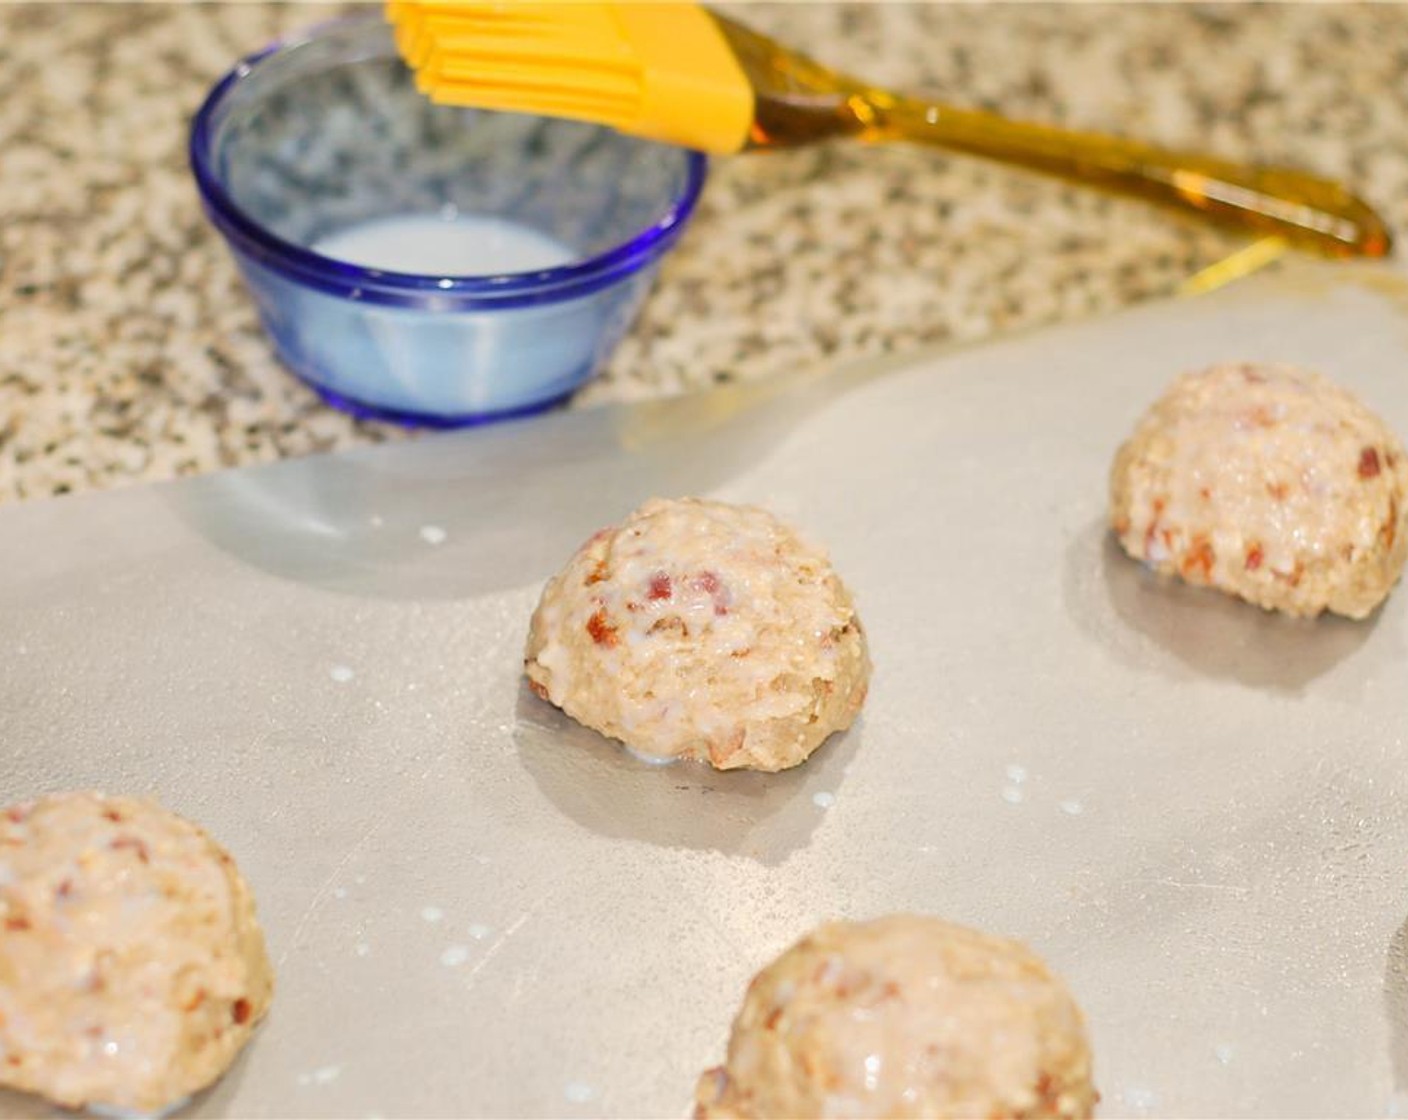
left=524, top=497, right=871, bottom=772
left=1109, top=362, right=1408, bottom=619
left=695, top=915, right=1097, bottom=1120
left=0, top=791, right=274, bottom=1114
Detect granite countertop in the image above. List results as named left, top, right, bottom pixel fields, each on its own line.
left=3, top=2, right=1407, bottom=504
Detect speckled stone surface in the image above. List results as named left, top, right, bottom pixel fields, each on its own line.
left=3, top=3, right=1407, bottom=503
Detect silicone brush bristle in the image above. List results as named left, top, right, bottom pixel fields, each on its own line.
left=403, top=3, right=630, bottom=64
left=386, top=1, right=755, bottom=153
left=402, top=4, right=639, bottom=122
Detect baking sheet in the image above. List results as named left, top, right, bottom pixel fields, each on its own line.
left=3, top=260, right=1408, bottom=1119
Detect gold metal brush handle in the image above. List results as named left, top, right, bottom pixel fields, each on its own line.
left=715, top=13, right=1391, bottom=260
left=872, top=96, right=1389, bottom=259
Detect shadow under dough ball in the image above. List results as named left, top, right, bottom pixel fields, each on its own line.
left=1110, top=362, right=1408, bottom=619
left=524, top=497, right=871, bottom=772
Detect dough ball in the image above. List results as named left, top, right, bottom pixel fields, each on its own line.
left=695, top=916, right=1095, bottom=1120
left=524, top=497, right=870, bottom=772
left=0, top=791, right=274, bottom=1114
left=1110, top=362, right=1408, bottom=618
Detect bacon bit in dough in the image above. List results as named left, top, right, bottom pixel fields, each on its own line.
left=692, top=571, right=731, bottom=615
left=647, top=573, right=672, bottom=601
left=232, top=999, right=252, bottom=1025
left=1142, top=498, right=1166, bottom=558
left=649, top=616, right=687, bottom=638
left=109, top=836, right=151, bottom=864
left=1360, top=447, right=1382, bottom=479
left=1142, top=522, right=1159, bottom=559
left=1245, top=544, right=1264, bottom=571
left=708, top=727, right=747, bottom=767
left=584, top=560, right=609, bottom=586
left=1182, top=538, right=1215, bottom=580
left=586, top=608, right=619, bottom=648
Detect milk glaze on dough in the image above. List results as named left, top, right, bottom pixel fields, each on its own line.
left=695, top=915, right=1097, bottom=1119
left=0, top=791, right=274, bottom=1114
left=524, top=497, right=870, bottom=772
left=1110, top=362, right=1408, bottom=618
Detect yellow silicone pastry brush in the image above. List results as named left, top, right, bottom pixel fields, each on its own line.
left=386, top=1, right=1390, bottom=259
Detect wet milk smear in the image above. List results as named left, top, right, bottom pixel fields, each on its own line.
left=313, top=213, right=575, bottom=275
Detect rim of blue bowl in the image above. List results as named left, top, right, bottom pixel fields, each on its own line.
left=188, top=13, right=709, bottom=310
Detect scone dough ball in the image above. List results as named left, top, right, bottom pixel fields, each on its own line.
left=0, top=791, right=274, bottom=1114
left=524, top=497, right=870, bottom=772
left=1110, top=362, right=1408, bottom=618
left=695, top=915, right=1096, bottom=1119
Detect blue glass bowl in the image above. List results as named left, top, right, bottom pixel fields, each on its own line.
left=190, top=15, right=707, bottom=427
